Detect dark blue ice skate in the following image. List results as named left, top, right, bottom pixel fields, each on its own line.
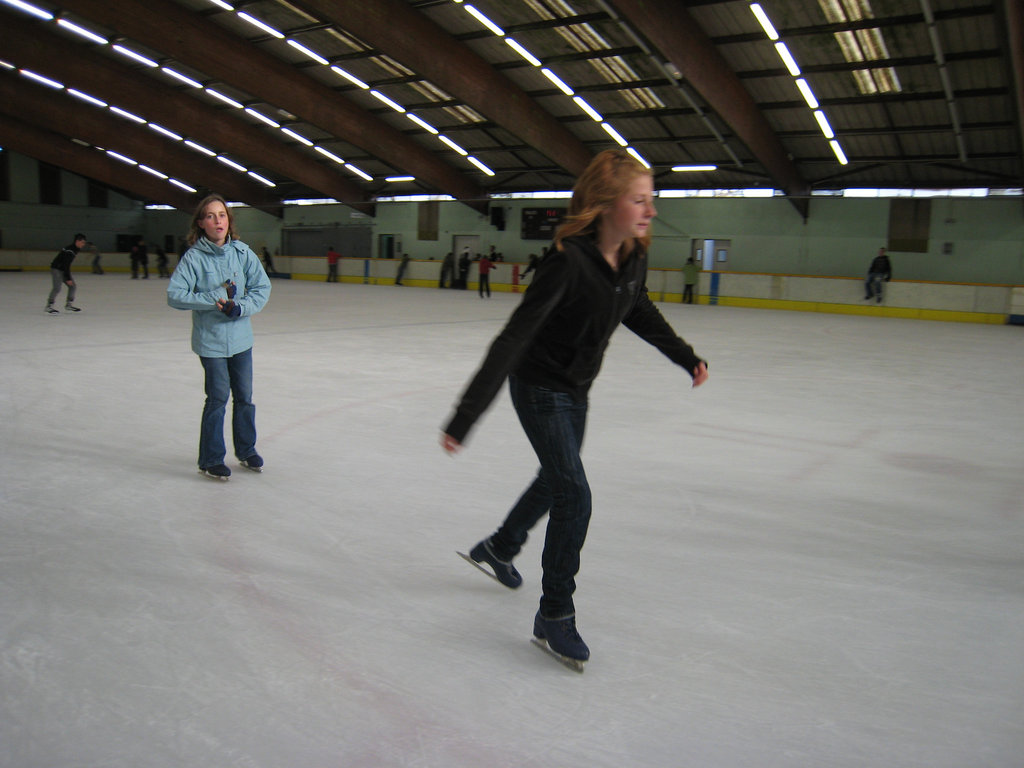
left=457, top=539, right=522, bottom=589
left=532, top=612, right=589, bottom=672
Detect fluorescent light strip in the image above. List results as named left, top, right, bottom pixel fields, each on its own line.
left=287, top=39, right=329, bottom=65
left=331, top=66, right=369, bottom=89
left=314, top=146, right=345, bottom=164
left=138, top=165, right=168, bottom=179
left=385, top=176, right=415, bottom=182
left=205, top=89, right=244, bottom=108
left=344, top=163, right=372, bottom=181
left=541, top=68, right=574, bottom=96
left=795, top=78, right=818, bottom=109
left=463, top=5, right=504, bottom=36
left=1, top=0, right=53, bottom=20
left=162, top=67, right=203, bottom=88
left=572, top=96, right=602, bottom=122
left=774, top=42, right=800, bottom=77
left=110, top=106, right=146, bottom=124
left=626, top=148, right=650, bottom=168
left=813, top=110, right=835, bottom=139
left=601, top=122, right=628, bottom=147
left=467, top=156, right=495, bottom=176
left=106, top=150, right=137, bottom=165
left=280, top=127, right=314, bottom=147
left=237, top=12, right=284, bottom=39
left=148, top=123, right=183, bottom=141
left=672, top=164, right=717, bottom=172
left=185, top=140, right=216, bottom=156
left=406, top=113, right=438, bottom=134
left=170, top=178, right=198, bottom=193
left=20, top=69, right=63, bottom=89
left=505, top=38, right=541, bottom=67
left=67, top=89, right=107, bottom=107
left=371, top=90, right=406, bottom=113
left=438, top=135, right=468, bottom=156
left=56, top=18, right=108, bottom=45
left=209, top=0, right=234, bottom=10
left=829, top=140, right=848, bottom=165
left=247, top=171, right=276, bottom=187
left=749, top=3, right=779, bottom=41
left=112, top=44, right=158, bottom=68
left=245, top=107, right=280, bottom=128
left=216, top=156, right=247, bottom=172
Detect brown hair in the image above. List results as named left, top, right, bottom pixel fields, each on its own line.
left=186, top=193, right=237, bottom=246
left=553, top=149, right=653, bottom=253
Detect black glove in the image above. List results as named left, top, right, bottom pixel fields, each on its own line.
left=223, top=280, right=236, bottom=299
left=220, top=300, right=241, bottom=318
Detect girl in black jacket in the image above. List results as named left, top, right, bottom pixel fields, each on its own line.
left=442, top=149, right=708, bottom=668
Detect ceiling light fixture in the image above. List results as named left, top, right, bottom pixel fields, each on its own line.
left=672, top=164, right=718, bottom=172
left=56, top=18, right=108, bottom=45
left=1, top=0, right=52, bottom=20
left=112, top=45, right=158, bottom=68
left=19, top=69, right=63, bottom=89
left=280, top=127, right=314, bottom=147
left=162, top=67, right=203, bottom=89
left=67, top=89, right=107, bottom=107
left=237, top=12, right=284, bottom=39
left=463, top=5, right=504, bottom=36
left=331, top=66, right=369, bottom=90
left=505, top=38, right=541, bottom=67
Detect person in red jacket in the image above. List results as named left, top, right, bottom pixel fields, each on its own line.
left=325, top=246, right=342, bottom=282
left=477, top=253, right=496, bottom=298
left=441, top=149, right=709, bottom=668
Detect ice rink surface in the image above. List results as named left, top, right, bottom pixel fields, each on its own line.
left=2, top=271, right=1022, bottom=767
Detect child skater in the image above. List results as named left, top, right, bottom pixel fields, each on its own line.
left=441, top=149, right=709, bottom=669
left=168, top=194, right=271, bottom=480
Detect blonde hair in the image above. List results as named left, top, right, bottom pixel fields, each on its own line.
left=187, top=193, right=237, bottom=246
left=553, top=149, right=653, bottom=253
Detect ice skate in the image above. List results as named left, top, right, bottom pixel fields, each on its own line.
left=240, top=454, right=264, bottom=472
left=532, top=612, right=589, bottom=673
left=199, top=464, right=231, bottom=481
left=457, top=539, right=522, bottom=589
left=45, top=304, right=58, bottom=314
left=64, top=304, right=81, bottom=312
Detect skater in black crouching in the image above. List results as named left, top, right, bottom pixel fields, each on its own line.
left=442, top=149, right=709, bottom=670
left=45, top=233, right=86, bottom=314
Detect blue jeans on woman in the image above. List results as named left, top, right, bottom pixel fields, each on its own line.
left=490, top=376, right=591, bottom=619
left=199, top=347, right=256, bottom=468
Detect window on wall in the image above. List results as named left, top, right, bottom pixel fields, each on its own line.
left=888, top=198, right=931, bottom=253
left=87, top=180, right=108, bottom=208
left=39, top=162, right=61, bottom=205
left=418, top=200, right=439, bottom=241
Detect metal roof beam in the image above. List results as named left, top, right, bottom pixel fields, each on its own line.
left=297, top=0, right=593, bottom=178
left=0, top=113, right=197, bottom=210
left=56, top=0, right=487, bottom=210
left=0, top=11, right=373, bottom=214
left=609, top=0, right=810, bottom=215
left=0, top=71, right=283, bottom=217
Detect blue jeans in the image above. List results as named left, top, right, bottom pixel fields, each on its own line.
left=198, top=348, right=256, bottom=468
left=865, top=273, right=886, bottom=301
left=491, top=377, right=591, bottom=619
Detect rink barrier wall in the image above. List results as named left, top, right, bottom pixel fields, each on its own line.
left=2, top=249, right=1018, bottom=324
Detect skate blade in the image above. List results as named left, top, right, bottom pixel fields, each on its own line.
left=456, top=551, right=502, bottom=584
left=198, top=469, right=230, bottom=482
left=240, top=464, right=263, bottom=473
left=531, top=637, right=585, bottom=673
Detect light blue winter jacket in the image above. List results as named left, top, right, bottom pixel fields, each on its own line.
left=167, top=236, right=271, bottom=358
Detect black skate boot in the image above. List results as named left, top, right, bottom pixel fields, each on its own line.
left=240, top=454, right=264, bottom=472
left=465, top=538, right=522, bottom=589
left=199, top=464, right=231, bottom=481
left=532, top=612, right=589, bottom=672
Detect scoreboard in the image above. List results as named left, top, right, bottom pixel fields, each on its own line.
left=520, top=207, right=567, bottom=241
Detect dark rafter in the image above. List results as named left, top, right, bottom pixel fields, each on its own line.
left=610, top=0, right=810, bottom=216
left=0, top=72, right=283, bottom=216
left=299, top=0, right=594, bottom=178
left=56, top=0, right=488, bottom=211
left=0, top=10, right=373, bottom=214
left=0, top=112, right=197, bottom=210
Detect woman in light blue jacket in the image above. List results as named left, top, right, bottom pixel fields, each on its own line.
left=168, top=194, right=271, bottom=480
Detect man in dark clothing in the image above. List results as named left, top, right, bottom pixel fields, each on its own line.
left=46, top=233, right=86, bottom=314
left=865, top=247, right=892, bottom=302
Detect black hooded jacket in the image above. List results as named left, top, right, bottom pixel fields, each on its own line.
left=444, top=235, right=704, bottom=443
left=50, top=243, right=80, bottom=282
